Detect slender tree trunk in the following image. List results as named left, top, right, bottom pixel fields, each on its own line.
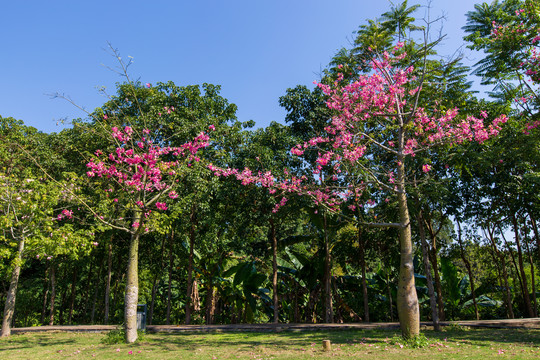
left=48, top=263, right=56, bottom=326
left=456, top=222, right=479, bottom=320
left=148, top=234, right=167, bottom=325
left=486, top=226, right=514, bottom=319
left=1, top=237, right=25, bottom=337
left=416, top=210, right=440, bottom=330
left=357, top=225, right=369, bottom=322
left=428, top=237, right=445, bottom=321
left=501, top=228, right=525, bottom=300
left=530, top=215, right=540, bottom=262
left=104, top=236, right=113, bottom=324
left=68, top=266, right=78, bottom=325
left=83, top=258, right=95, bottom=317
left=166, top=231, right=174, bottom=325
left=269, top=218, right=279, bottom=323
left=59, top=281, right=68, bottom=325
left=293, top=281, right=300, bottom=323
left=524, top=233, right=538, bottom=317
left=91, top=253, right=104, bottom=324
left=396, top=149, right=419, bottom=339
left=323, top=212, right=333, bottom=323
left=125, top=219, right=141, bottom=343
left=387, top=271, right=394, bottom=322
left=205, top=282, right=216, bottom=325
left=424, top=213, right=446, bottom=322
left=41, top=269, right=49, bottom=325
left=511, top=214, right=534, bottom=317
left=186, top=206, right=196, bottom=325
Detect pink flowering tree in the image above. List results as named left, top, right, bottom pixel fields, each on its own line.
left=209, top=44, right=507, bottom=338
left=85, top=124, right=210, bottom=342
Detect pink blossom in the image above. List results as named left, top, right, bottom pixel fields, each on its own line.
left=156, top=202, right=168, bottom=211
left=209, top=124, right=216, bottom=131
left=422, top=164, right=431, bottom=173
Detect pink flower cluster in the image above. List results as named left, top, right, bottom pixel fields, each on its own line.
left=56, top=209, right=73, bottom=221
left=87, top=126, right=211, bottom=217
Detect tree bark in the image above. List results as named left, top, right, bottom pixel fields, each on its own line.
left=48, top=263, right=56, bottom=326
left=205, top=282, right=216, bottom=325
left=486, top=226, right=514, bottom=319
left=269, top=218, right=279, bottom=323
left=104, top=236, right=113, bottom=324
left=530, top=215, right=540, bottom=263
left=456, top=222, right=479, bottom=320
left=166, top=231, right=174, bottom=325
left=68, top=266, right=78, bottom=325
left=323, top=212, right=333, bottom=323
left=357, top=225, right=370, bottom=322
left=1, top=237, right=25, bottom=337
left=125, top=218, right=141, bottom=343
left=186, top=205, right=197, bottom=325
left=524, top=232, right=538, bottom=317
left=40, top=269, right=49, bottom=325
left=148, top=234, right=167, bottom=325
left=511, top=214, right=534, bottom=317
left=425, top=221, right=445, bottom=322
left=396, top=149, right=419, bottom=339
left=91, top=253, right=104, bottom=324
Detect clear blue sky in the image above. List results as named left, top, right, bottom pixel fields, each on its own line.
left=1, top=0, right=480, bottom=133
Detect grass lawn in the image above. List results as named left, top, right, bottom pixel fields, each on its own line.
left=1, top=327, right=540, bottom=359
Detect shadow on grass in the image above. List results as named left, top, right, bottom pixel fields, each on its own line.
left=0, top=333, right=78, bottom=350
left=141, top=327, right=540, bottom=352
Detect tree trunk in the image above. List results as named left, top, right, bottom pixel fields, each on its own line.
left=293, top=281, right=300, bottom=323
left=486, top=226, right=514, bottom=319
left=396, top=150, right=419, bottom=339
left=91, top=253, right=104, bottom=324
left=40, top=269, right=49, bottom=325
left=357, top=225, right=369, bottom=322
left=186, top=205, right=196, bottom=325
left=524, top=233, right=538, bottom=317
left=1, top=237, right=25, bottom=337
left=68, top=266, right=78, bottom=325
left=48, top=263, right=56, bottom=326
left=416, top=210, right=440, bottom=330
left=530, top=215, right=540, bottom=263
left=456, top=222, right=479, bottom=320
left=428, top=236, right=445, bottom=321
left=149, top=234, right=167, bottom=325
left=104, top=236, right=113, bottom=324
left=323, top=212, right=333, bottom=323
left=166, top=231, right=174, bottom=325
left=387, top=271, right=394, bottom=322
left=125, top=219, right=141, bottom=343
left=205, top=282, right=216, bottom=325
left=58, top=280, right=68, bottom=325
left=83, top=258, right=95, bottom=317
left=511, top=214, right=534, bottom=317
left=269, top=218, right=279, bottom=323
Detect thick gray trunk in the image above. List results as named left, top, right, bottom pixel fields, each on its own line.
left=396, top=150, right=419, bottom=339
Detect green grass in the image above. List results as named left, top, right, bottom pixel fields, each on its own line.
left=1, top=328, right=540, bottom=359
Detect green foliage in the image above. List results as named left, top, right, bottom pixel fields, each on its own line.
left=391, top=333, right=430, bottom=348
left=101, top=329, right=146, bottom=344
